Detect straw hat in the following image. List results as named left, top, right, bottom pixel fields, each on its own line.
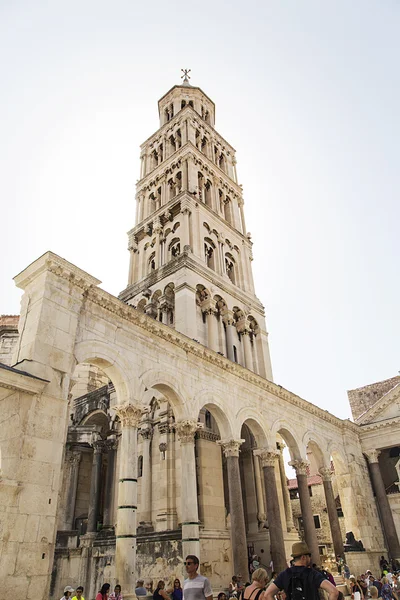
left=291, top=541, right=311, bottom=558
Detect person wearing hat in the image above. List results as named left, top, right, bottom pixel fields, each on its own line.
left=61, top=586, right=74, bottom=600
left=264, top=542, right=339, bottom=600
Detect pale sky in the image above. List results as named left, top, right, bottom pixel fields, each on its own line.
left=1, top=1, right=399, bottom=421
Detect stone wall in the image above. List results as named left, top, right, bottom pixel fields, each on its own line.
left=0, top=314, right=19, bottom=366
left=348, top=376, right=400, bottom=421
left=0, top=379, right=67, bottom=599
left=51, top=537, right=116, bottom=600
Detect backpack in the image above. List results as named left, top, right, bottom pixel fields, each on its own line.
left=287, top=570, right=319, bottom=600
left=287, top=574, right=307, bottom=600
left=382, top=584, right=393, bottom=600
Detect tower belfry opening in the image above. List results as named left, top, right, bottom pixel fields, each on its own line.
left=119, top=75, right=273, bottom=380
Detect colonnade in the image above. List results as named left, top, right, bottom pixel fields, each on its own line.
left=60, top=401, right=400, bottom=599
left=108, top=408, right=350, bottom=591
left=200, top=303, right=264, bottom=375
left=61, top=438, right=118, bottom=534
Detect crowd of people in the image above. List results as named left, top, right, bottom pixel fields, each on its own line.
left=59, top=548, right=400, bottom=600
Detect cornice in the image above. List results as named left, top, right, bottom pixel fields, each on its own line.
left=359, top=416, right=400, bottom=432
left=85, top=284, right=353, bottom=430
left=118, top=250, right=265, bottom=315
left=356, top=383, right=400, bottom=425
left=158, top=85, right=216, bottom=112
left=14, top=251, right=101, bottom=291
left=0, top=367, right=49, bottom=395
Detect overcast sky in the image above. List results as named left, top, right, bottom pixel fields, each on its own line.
left=1, top=1, right=399, bottom=421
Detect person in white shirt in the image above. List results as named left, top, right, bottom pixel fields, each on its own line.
left=183, top=555, right=212, bottom=600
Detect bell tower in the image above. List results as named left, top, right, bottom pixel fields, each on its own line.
left=119, top=72, right=273, bottom=380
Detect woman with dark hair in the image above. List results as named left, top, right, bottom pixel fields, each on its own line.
left=96, top=583, right=111, bottom=600
left=110, top=584, right=123, bottom=599
left=171, top=579, right=182, bottom=600
left=153, top=580, right=170, bottom=600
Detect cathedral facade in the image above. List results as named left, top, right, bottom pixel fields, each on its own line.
left=1, top=77, right=399, bottom=600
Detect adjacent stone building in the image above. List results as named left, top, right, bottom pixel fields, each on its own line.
left=1, top=76, right=399, bottom=600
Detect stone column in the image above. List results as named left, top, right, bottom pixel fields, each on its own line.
left=236, top=320, right=253, bottom=371
left=319, top=467, right=344, bottom=557
left=277, top=442, right=295, bottom=531
left=366, top=451, right=400, bottom=560
left=239, top=201, right=246, bottom=234
left=175, top=420, right=201, bottom=559
left=232, top=156, right=238, bottom=183
left=87, top=440, right=103, bottom=533
left=252, top=452, right=268, bottom=529
left=103, top=437, right=118, bottom=529
left=182, top=159, right=188, bottom=191
left=139, top=425, right=153, bottom=528
left=222, top=310, right=235, bottom=361
left=115, top=404, right=144, bottom=599
left=204, top=307, right=219, bottom=352
left=256, top=449, right=287, bottom=573
left=187, top=155, right=197, bottom=193
left=289, top=459, right=320, bottom=565
left=181, top=203, right=191, bottom=249
left=218, top=439, right=249, bottom=580
left=63, top=449, right=82, bottom=530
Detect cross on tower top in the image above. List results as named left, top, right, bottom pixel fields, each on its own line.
left=181, top=68, right=191, bottom=83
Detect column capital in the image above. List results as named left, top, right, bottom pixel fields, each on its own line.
left=289, top=459, right=309, bottom=476
left=92, top=440, right=105, bottom=455
left=104, top=436, right=119, bottom=452
left=217, top=439, right=245, bottom=457
left=174, top=419, right=202, bottom=444
left=139, top=425, right=153, bottom=440
left=200, top=298, right=217, bottom=314
left=236, top=318, right=250, bottom=335
left=254, top=449, right=279, bottom=467
left=115, top=403, right=146, bottom=428
left=276, top=441, right=286, bottom=453
left=365, top=449, right=381, bottom=464
left=318, top=466, right=332, bottom=481
left=66, top=449, right=82, bottom=465
left=221, top=309, right=234, bottom=326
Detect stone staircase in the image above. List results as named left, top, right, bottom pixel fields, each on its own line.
left=334, top=575, right=350, bottom=597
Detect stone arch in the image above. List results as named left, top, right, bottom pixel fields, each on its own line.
left=151, top=289, right=162, bottom=304
left=74, top=339, right=139, bottom=406
left=136, top=298, right=147, bottom=312
left=204, top=237, right=216, bottom=270
left=193, top=390, right=234, bottom=440
left=303, top=431, right=330, bottom=469
left=196, top=284, right=211, bottom=303
left=81, top=409, right=109, bottom=436
left=225, top=252, right=236, bottom=284
left=236, top=407, right=272, bottom=448
left=139, top=368, right=187, bottom=420
left=270, top=418, right=303, bottom=460
left=328, top=443, right=348, bottom=476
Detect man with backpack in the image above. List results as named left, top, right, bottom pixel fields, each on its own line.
left=265, top=542, right=339, bottom=600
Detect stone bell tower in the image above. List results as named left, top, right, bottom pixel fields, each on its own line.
left=119, top=71, right=273, bottom=380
